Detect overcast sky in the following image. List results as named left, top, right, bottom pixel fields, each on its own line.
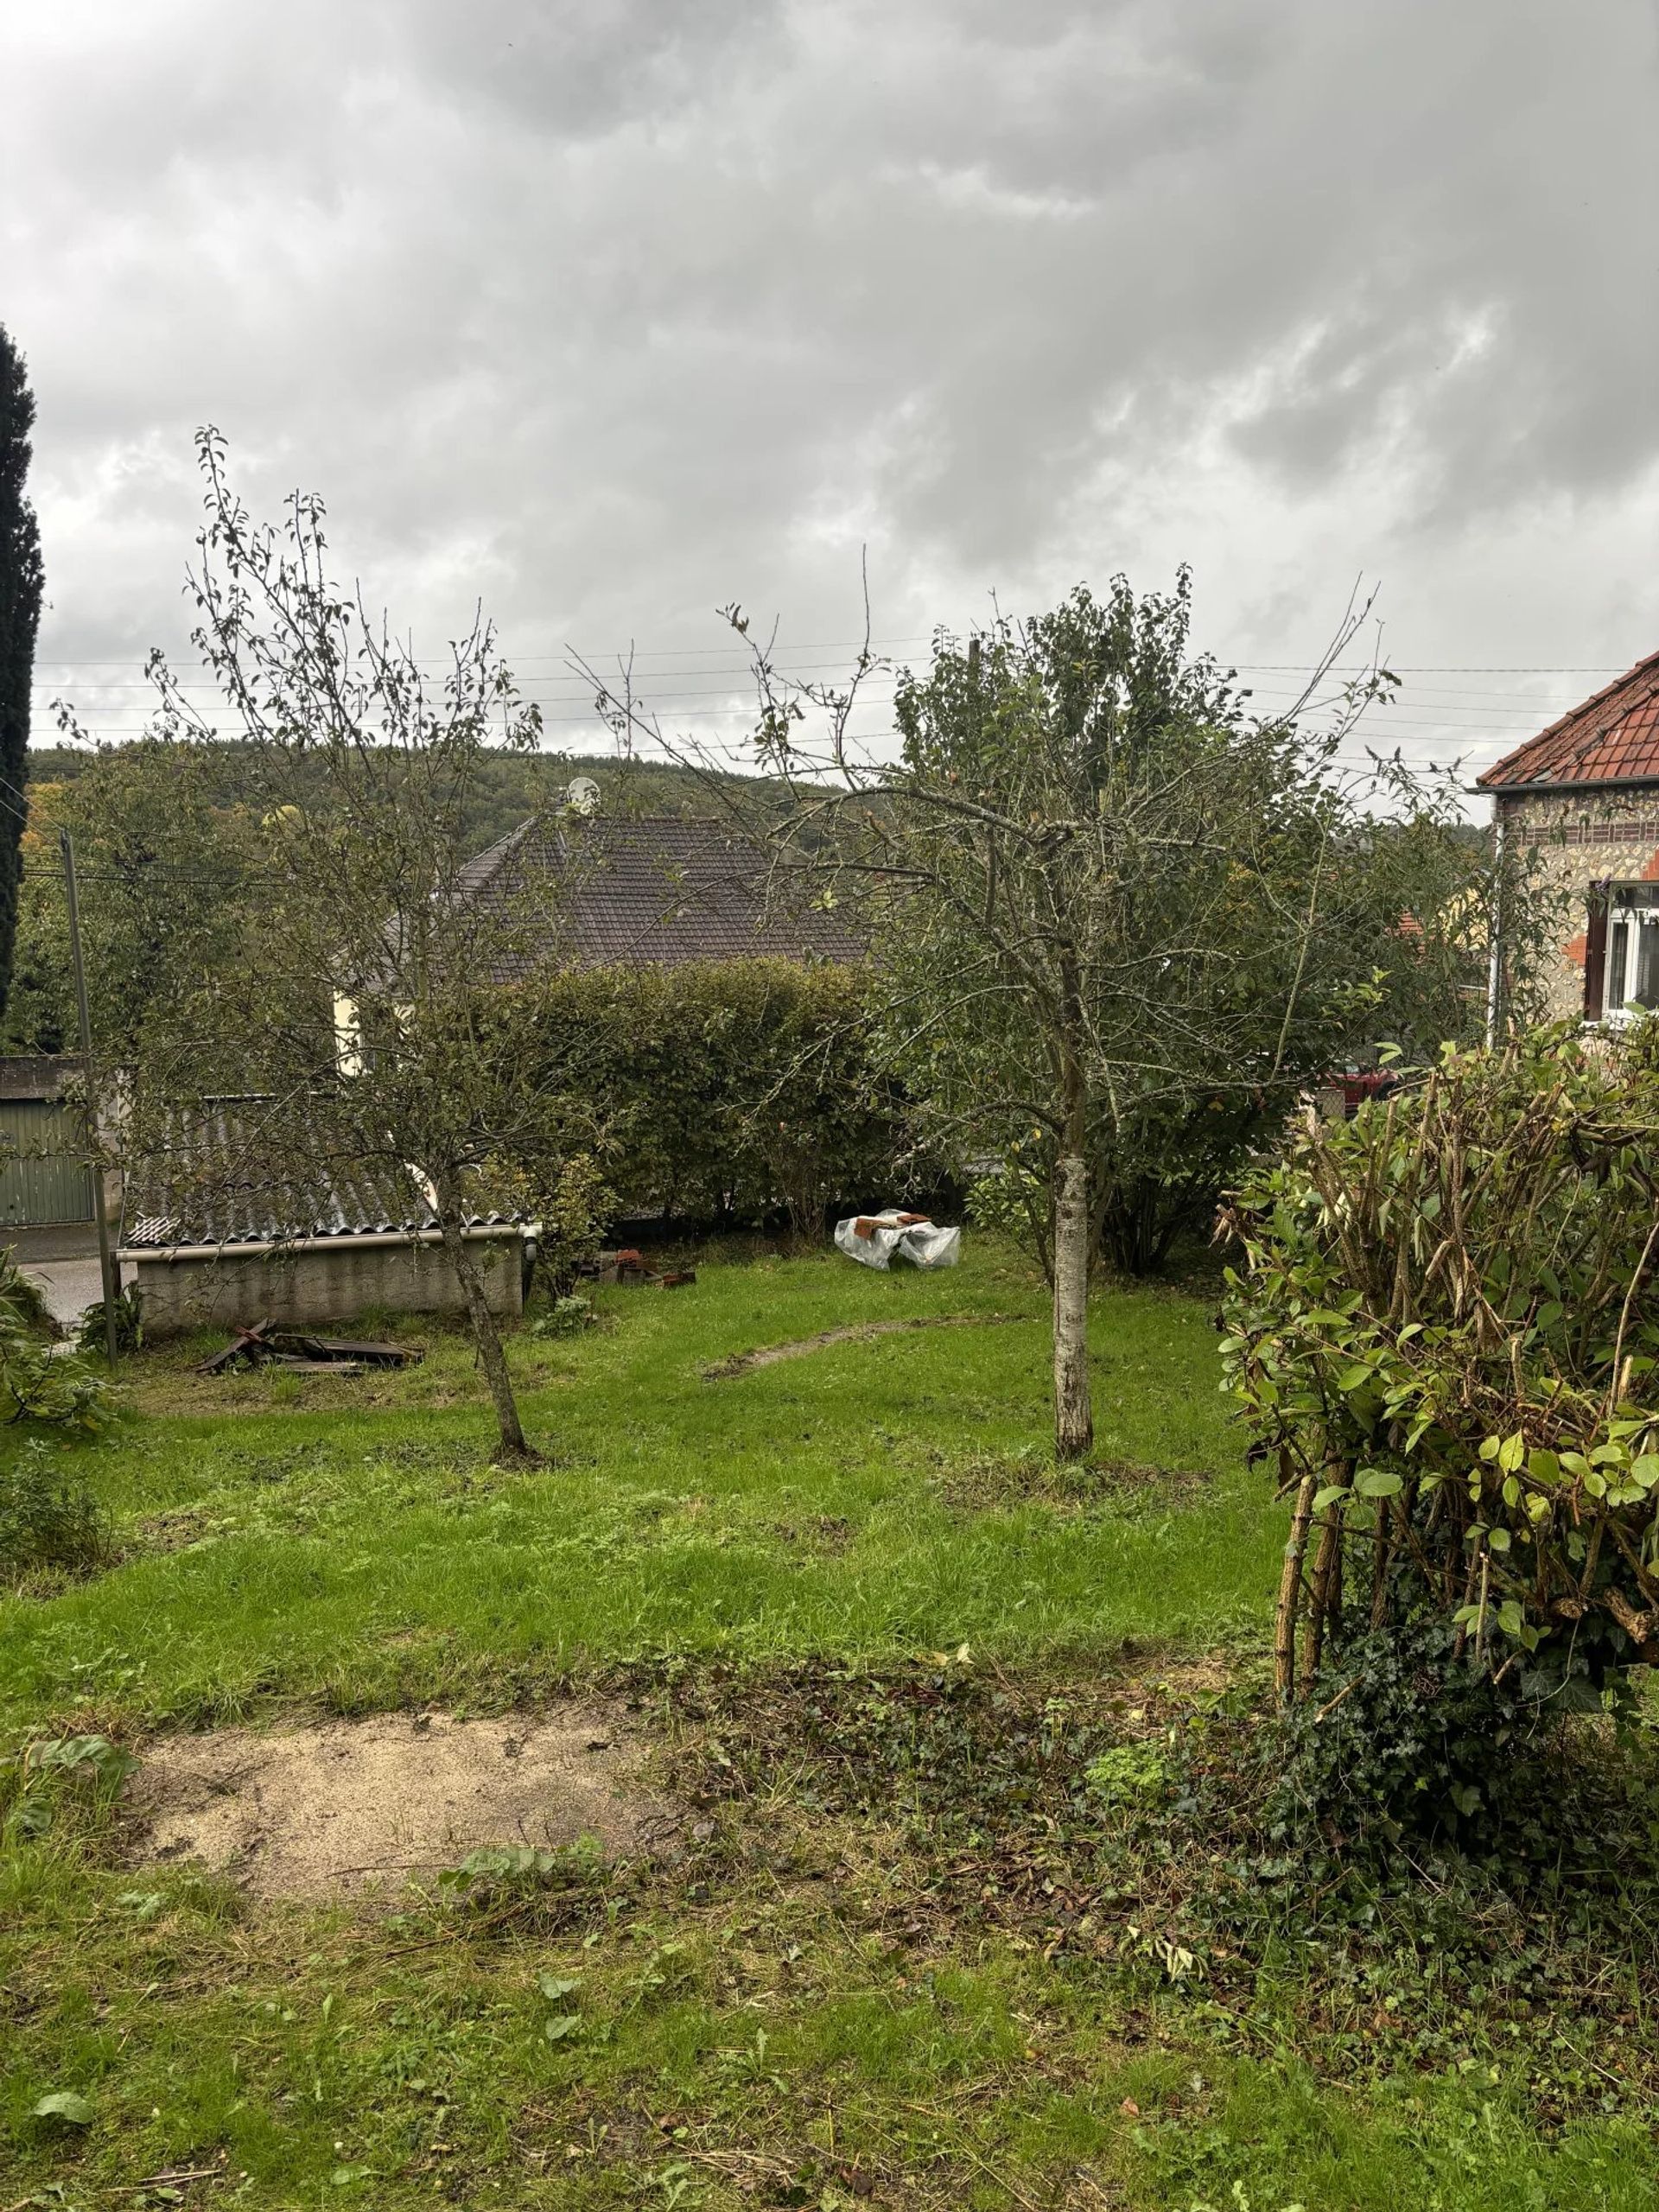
left=5, top=0, right=1657, bottom=789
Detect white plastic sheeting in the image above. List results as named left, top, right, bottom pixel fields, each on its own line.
left=833, top=1210, right=961, bottom=1270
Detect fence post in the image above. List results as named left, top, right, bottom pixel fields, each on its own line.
left=60, top=830, right=119, bottom=1363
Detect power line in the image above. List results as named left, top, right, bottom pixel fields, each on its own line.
left=29, top=649, right=1637, bottom=671
left=24, top=686, right=1605, bottom=724
left=1238, top=664, right=1632, bottom=675
left=28, top=635, right=939, bottom=671
left=30, top=665, right=906, bottom=696
left=29, top=677, right=1569, bottom=717
left=30, top=706, right=1618, bottom=734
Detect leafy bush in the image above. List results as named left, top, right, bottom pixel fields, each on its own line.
left=524, top=959, right=920, bottom=1237
left=1222, top=1025, right=1659, bottom=1771
left=965, top=1159, right=1052, bottom=1274
left=469, top=1147, right=614, bottom=1297
left=0, top=1248, right=53, bottom=1332
left=75, top=1284, right=144, bottom=1357
left=532, top=1155, right=614, bottom=1294
left=0, top=1437, right=109, bottom=1580
left=0, top=1247, right=106, bottom=1430
left=529, top=1294, right=596, bottom=1339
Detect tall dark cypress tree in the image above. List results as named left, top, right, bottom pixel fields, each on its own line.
left=0, top=326, right=44, bottom=1020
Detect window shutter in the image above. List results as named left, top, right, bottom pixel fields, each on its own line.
left=1584, top=882, right=1609, bottom=1022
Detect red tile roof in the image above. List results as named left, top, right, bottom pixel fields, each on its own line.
left=1478, top=650, right=1659, bottom=791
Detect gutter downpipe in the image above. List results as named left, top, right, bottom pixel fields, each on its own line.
left=1484, top=799, right=1505, bottom=1048
left=115, top=1224, right=527, bottom=1266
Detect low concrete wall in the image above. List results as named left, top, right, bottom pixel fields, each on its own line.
left=123, top=1231, right=525, bottom=1336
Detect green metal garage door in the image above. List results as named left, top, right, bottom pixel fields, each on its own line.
left=0, top=1101, right=95, bottom=1226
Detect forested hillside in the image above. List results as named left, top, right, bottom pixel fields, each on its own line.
left=22, top=743, right=725, bottom=858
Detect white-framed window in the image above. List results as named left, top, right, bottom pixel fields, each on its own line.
left=1601, top=885, right=1659, bottom=1022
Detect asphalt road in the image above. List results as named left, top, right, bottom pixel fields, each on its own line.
left=19, top=1255, right=105, bottom=1329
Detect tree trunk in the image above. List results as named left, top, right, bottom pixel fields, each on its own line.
left=1052, top=956, right=1093, bottom=1462
left=435, top=1182, right=535, bottom=1464
left=1301, top=1507, right=1342, bottom=1687
left=1052, top=1150, right=1093, bottom=1459
left=1275, top=1470, right=1319, bottom=1702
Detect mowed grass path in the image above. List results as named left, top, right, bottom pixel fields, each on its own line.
left=1, top=1243, right=1269, bottom=1735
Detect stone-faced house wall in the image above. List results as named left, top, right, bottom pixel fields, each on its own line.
left=1478, top=651, right=1659, bottom=1025
left=1497, top=788, right=1659, bottom=1020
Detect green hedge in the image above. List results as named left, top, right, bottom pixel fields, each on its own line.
left=524, top=959, right=918, bottom=1235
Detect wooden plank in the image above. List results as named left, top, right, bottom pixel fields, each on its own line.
left=195, top=1319, right=277, bottom=1375
left=304, top=1338, right=420, bottom=1366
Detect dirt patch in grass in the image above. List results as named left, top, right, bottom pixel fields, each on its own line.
left=123, top=1704, right=669, bottom=1899
left=770, top=1512, right=855, bottom=1554
left=132, top=1503, right=228, bottom=1556
left=1133, top=1650, right=1236, bottom=1700
left=703, top=1312, right=1023, bottom=1379
left=931, top=1450, right=1214, bottom=1516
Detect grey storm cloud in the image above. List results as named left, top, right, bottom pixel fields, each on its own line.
left=3, top=0, right=1657, bottom=774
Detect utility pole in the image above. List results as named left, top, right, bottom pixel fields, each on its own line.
left=60, top=829, right=119, bottom=1363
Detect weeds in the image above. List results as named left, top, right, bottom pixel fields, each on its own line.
left=931, top=1447, right=1212, bottom=1516
left=0, top=1294, right=106, bottom=1428
left=664, top=1650, right=1659, bottom=2113
left=0, top=1251, right=54, bottom=1333
left=3, top=1731, right=137, bottom=1838
left=3, top=1249, right=1656, bottom=2205
left=75, top=1284, right=146, bottom=1357
left=430, top=1835, right=634, bottom=1944
left=529, top=1294, right=598, bottom=1339
left=0, top=1436, right=110, bottom=1581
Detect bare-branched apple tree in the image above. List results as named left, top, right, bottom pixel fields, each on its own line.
left=109, top=429, right=589, bottom=1462
left=583, top=574, right=1529, bottom=1462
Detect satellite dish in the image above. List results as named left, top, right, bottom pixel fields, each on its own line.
left=564, top=775, right=601, bottom=816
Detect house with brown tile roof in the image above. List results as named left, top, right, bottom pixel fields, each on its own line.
left=455, top=813, right=862, bottom=974
left=1476, top=650, right=1659, bottom=1022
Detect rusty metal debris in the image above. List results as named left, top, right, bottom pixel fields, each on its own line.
left=584, top=1249, right=697, bottom=1289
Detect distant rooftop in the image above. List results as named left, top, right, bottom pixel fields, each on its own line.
left=457, top=813, right=861, bottom=974
left=1478, top=650, right=1659, bottom=793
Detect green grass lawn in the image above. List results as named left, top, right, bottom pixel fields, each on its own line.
left=0, top=1243, right=1268, bottom=1737
left=3, top=1241, right=1656, bottom=2210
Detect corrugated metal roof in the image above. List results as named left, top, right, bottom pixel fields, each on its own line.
left=458, top=814, right=861, bottom=973
left=1478, top=650, right=1659, bottom=791
left=121, top=1101, right=519, bottom=1251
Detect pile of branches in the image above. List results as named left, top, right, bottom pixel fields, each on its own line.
left=1222, top=1025, right=1659, bottom=1709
